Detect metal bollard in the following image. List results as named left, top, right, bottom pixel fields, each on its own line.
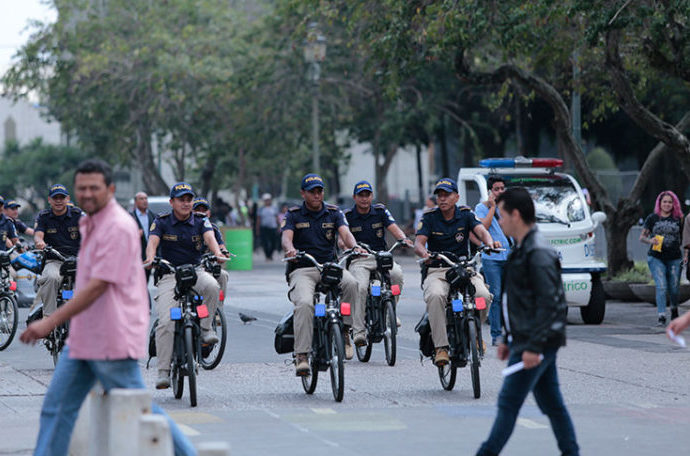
left=105, top=389, right=152, bottom=455
left=69, top=387, right=99, bottom=455
left=197, top=442, right=231, bottom=456
left=138, top=415, right=174, bottom=456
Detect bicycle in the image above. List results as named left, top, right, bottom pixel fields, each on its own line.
left=353, top=239, right=407, bottom=366
left=0, top=245, right=21, bottom=351
left=199, top=252, right=229, bottom=370
left=282, top=250, right=358, bottom=402
left=147, top=255, right=227, bottom=407
left=416, top=246, right=500, bottom=397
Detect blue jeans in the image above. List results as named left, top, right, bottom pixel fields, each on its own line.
left=647, top=255, right=681, bottom=315
left=482, top=259, right=505, bottom=340
left=476, top=347, right=579, bottom=456
left=35, top=346, right=196, bottom=456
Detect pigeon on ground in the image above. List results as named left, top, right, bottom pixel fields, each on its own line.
left=239, top=312, right=257, bottom=324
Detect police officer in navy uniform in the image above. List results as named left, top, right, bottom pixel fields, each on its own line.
left=414, top=178, right=499, bottom=366
left=33, top=184, right=83, bottom=316
left=343, top=181, right=413, bottom=346
left=0, top=196, right=19, bottom=250
left=4, top=199, right=34, bottom=238
left=281, top=173, right=361, bottom=375
left=145, top=183, right=224, bottom=389
left=193, top=197, right=230, bottom=301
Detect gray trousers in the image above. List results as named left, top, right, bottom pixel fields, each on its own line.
left=423, top=267, right=491, bottom=348
left=288, top=266, right=358, bottom=354
left=35, top=260, right=62, bottom=316
left=348, top=256, right=404, bottom=335
left=154, top=268, right=220, bottom=372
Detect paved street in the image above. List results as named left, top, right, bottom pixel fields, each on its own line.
left=1, top=254, right=689, bottom=455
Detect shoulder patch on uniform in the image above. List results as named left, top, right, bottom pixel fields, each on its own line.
left=37, top=209, right=51, bottom=216
left=458, top=205, right=471, bottom=211
left=288, top=206, right=301, bottom=212
left=343, top=208, right=352, bottom=214
left=158, top=212, right=171, bottom=218
left=325, top=203, right=339, bottom=211
left=373, top=203, right=385, bottom=209
left=423, top=207, right=439, bottom=214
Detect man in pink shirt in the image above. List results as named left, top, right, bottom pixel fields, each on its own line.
left=21, top=160, right=196, bottom=456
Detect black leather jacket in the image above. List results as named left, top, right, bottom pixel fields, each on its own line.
left=502, top=226, right=567, bottom=354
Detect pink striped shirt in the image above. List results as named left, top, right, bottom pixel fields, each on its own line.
left=67, top=198, right=149, bottom=359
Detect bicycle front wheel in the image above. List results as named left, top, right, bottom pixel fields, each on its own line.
left=0, top=296, right=18, bottom=351
left=328, top=322, right=345, bottom=402
left=468, top=320, right=481, bottom=399
left=185, top=326, right=197, bottom=407
left=200, top=308, right=227, bottom=370
left=383, top=299, right=397, bottom=366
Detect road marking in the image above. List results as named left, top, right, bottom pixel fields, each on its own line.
left=178, top=424, right=200, bottom=436
left=168, top=411, right=223, bottom=424
left=285, top=412, right=406, bottom=432
left=311, top=408, right=336, bottom=415
left=517, top=418, right=548, bottom=429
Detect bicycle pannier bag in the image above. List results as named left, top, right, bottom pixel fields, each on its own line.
left=414, top=312, right=434, bottom=357
left=376, top=252, right=394, bottom=271
left=320, top=263, right=343, bottom=286
left=274, top=310, right=294, bottom=354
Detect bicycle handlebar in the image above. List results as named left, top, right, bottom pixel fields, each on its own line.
left=417, top=245, right=505, bottom=267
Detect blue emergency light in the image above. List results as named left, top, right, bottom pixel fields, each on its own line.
left=61, top=290, right=73, bottom=300
left=315, top=303, right=326, bottom=317
left=479, top=157, right=563, bottom=168
left=452, top=299, right=464, bottom=313
left=170, top=307, right=182, bottom=320
left=370, top=285, right=381, bottom=297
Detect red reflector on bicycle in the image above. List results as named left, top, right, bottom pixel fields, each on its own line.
left=9, top=281, right=16, bottom=291
left=196, top=304, right=209, bottom=319
left=219, top=290, right=225, bottom=302
left=340, top=302, right=351, bottom=316
left=391, top=284, right=401, bottom=296
left=475, top=297, right=487, bottom=310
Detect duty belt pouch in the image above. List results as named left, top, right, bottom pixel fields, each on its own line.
left=445, top=265, right=469, bottom=291
left=414, top=312, right=434, bottom=357
left=274, top=310, right=294, bottom=354
left=175, top=264, right=197, bottom=292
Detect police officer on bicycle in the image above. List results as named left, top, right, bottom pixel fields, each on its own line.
left=4, top=199, right=34, bottom=238
left=145, top=183, right=224, bottom=389
left=33, top=185, right=83, bottom=316
left=193, top=197, right=230, bottom=299
left=0, top=197, right=18, bottom=250
left=281, top=173, right=361, bottom=375
left=343, top=181, right=413, bottom=346
left=414, top=178, right=499, bottom=366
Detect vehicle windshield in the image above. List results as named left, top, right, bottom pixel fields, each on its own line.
left=505, top=174, right=586, bottom=223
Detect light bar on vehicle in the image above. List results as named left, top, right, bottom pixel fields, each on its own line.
left=479, top=156, right=563, bottom=168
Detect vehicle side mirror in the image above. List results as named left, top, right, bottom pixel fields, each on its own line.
left=591, top=211, right=606, bottom=226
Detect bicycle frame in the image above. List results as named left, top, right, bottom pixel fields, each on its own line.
left=311, top=286, right=343, bottom=372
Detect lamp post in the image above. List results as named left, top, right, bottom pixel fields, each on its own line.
left=303, top=23, right=326, bottom=173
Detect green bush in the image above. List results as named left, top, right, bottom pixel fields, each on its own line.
left=609, top=261, right=653, bottom=284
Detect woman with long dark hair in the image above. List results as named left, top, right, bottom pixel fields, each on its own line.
left=640, top=190, right=683, bottom=326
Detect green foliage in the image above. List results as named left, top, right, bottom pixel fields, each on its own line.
left=609, top=261, right=652, bottom=284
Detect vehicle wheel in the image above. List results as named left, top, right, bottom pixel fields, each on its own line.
left=201, top=308, right=227, bottom=370
left=301, top=355, right=318, bottom=394
left=580, top=275, right=606, bottom=325
left=383, top=300, right=397, bottom=366
left=438, top=362, right=457, bottom=391
left=328, top=322, right=345, bottom=402
left=172, top=364, right=184, bottom=399
left=185, top=326, right=197, bottom=407
left=0, top=296, right=18, bottom=351
left=468, top=320, right=481, bottom=399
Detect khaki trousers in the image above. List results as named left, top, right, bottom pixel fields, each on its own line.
left=423, top=267, right=491, bottom=348
left=348, top=256, right=404, bottom=335
left=154, top=268, right=220, bottom=372
left=217, top=269, right=229, bottom=304
left=34, top=260, right=62, bottom=316
left=288, top=266, right=358, bottom=354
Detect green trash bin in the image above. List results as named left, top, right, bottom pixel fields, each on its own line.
left=222, top=228, right=253, bottom=270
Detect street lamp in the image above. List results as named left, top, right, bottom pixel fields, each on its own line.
left=304, top=22, right=326, bottom=173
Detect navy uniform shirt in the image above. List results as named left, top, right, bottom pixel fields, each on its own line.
left=344, top=203, right=395, bottom=251
left=416, top=206, right=481, bottom=260
left=34, top=206, right=83, bottom=256
left=200, top=222, right=225, bottom=254
left=281, top=202, right=347, bottom=266
left=0, top=214, right=17, bottom=252
left=11, top=218, right=29, bottom=235
left=150, top=211, right=213, bottom=266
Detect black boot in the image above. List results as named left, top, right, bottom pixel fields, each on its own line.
left=671, top=307, right=679, bottom=320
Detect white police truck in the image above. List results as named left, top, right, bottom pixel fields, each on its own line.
left=457, top=156, right=607, bottom=324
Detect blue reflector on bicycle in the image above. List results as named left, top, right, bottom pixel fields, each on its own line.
left=371, top=285, right=381, bottom=296
left=314, top=303, right=326, bottom=317
left=61, top=290, right=73, bottom=300
left=170, top=307, right=182, bottom=320
left=452, top=299, right=463, bottom=312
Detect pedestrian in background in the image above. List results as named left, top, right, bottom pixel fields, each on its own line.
left=130, top=191, right=156, bottom=282
left=256, top=193, right=279, bottom=260
left=640, top=190, right=683, bottom=326
left=20, top=159, right=196, bottom=456
left=475, top=176, right=511, bottom=346
left=476, top=187, right=578, bottom=456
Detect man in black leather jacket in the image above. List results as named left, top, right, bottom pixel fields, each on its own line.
left=477, top=187, right=579, bottom=456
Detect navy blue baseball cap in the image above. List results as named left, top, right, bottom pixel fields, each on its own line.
left=433, top=178, right=458, bottom=194
left=5, top=200, right=20, bottom=208
left=301, top=173, right=325, bottom=191
left=193, top=197, right=210, bottom=210
left=353, top=180, right=373, bottom=195
left=49, top=184, right=69, bottom=198
left=0, top=196, right=4, bottom=205
left=170, top=182, right=195, bottom=199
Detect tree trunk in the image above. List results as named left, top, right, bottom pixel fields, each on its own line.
left=416, top=143, right=424, bottom=203
left=134, top=124, right=168, bottom=195
left=199, top=152, right=216, bottom=197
